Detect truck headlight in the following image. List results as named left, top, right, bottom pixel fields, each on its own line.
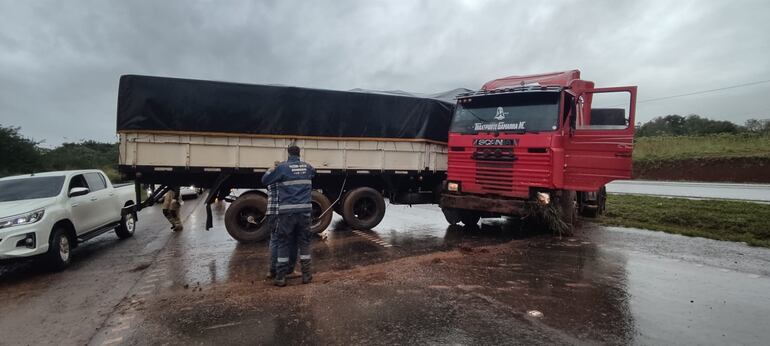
left=447, top=182, right=460, bottom=192
left=0, top=209, right=45, bottom=229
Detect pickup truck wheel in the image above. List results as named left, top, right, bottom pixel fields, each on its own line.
left=225, top=194, right=269, bottom=243
left=341, top=187, right=386, bottom=230
left=115, top=212, right=136, bottom=239
left=46, top=228, right=72, bottom=271
left=311, top=191, right=333, bottom=234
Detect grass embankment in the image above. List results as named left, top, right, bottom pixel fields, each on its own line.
left=633, top=133, right=770, bottom=162
left=598, top=194, right=770, bottom=248
left=632, top=134, right=770, bottom=182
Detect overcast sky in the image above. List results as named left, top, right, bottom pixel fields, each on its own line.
left=1, top=0, right=769, bottom=146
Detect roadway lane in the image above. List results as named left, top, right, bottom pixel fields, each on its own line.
left=606, top=180, right=770, bottom=202
left=4, top=198, right=770, bottom=345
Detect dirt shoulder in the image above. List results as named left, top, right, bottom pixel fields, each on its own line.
left=633, top=156, right=770, bottom=183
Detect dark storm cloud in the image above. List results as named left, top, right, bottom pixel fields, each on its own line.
left=1, top=0, right=768, bottom=145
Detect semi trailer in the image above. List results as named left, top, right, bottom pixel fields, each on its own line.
left=116, top=75, right=453, bottom=242
left=440, top=70, right=637, bottom=227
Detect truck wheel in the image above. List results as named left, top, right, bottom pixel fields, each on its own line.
left=46, top=227, right=72, bottom=271
left=311, top=191, right=333, bottom=233
left=225, top=194, right=269, bottom=243
left=459, top=211, right=481, bottom=227
left=597, top=186, right=607, bottom=215
left=442, top=207, right=461, bottom=225
left=115, top=212, right=136, bottom=239
left=578, top=186, right=607, bottom=218
left=341, top=187, right=386, bottom=229
left=556, top=190, right=577, bottom=229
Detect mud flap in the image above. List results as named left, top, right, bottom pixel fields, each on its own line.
left=205, top=174, right=231, bottom=230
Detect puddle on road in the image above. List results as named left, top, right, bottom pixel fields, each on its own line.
left=128, top=202, right=770, bottom=345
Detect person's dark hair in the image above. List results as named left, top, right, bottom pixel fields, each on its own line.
left=288, top=145, right=300, bottom=156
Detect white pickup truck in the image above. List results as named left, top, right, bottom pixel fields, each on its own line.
left=0, top=170, right=137, bottom=270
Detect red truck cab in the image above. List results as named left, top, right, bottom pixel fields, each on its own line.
left=440, top=70, right=637, bottom=226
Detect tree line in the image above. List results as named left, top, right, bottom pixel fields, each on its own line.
left=635, top=114, right=770, bottom=137
left=0, top=124, right=120, bottom=180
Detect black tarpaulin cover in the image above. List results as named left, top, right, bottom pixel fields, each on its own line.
left=117, top=75, right=456, bottom=143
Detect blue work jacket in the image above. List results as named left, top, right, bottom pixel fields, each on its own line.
left=261, top=155, right=315, bottom=214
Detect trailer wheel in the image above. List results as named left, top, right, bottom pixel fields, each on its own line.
left=341, top=187, right=386, bottom=229
left=224, top=194, right=269, bottom=243
left=311, top=191, right=333, bottom=233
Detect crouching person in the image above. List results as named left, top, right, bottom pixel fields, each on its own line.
left=261, top=145, right=315, bottom=287
left=162, top=186, right=183, bottom=231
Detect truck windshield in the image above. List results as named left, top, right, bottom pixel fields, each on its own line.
left=451, top=92, right=560, bottom=133
left=0, top=176, right=65, bottom=202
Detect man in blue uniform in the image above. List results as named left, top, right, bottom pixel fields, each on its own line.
left=265, top=178, right=297, bottom=279
left=261, top=145, right=315, bottom=286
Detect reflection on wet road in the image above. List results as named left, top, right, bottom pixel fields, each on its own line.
left=607, top=180, right=770, bottom=202
left=2, top=199, right=770, bottom=345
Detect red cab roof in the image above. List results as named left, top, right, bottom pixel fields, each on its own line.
left=482, top=70, right=581, bottom=90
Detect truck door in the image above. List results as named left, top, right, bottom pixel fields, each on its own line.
left=83, top=172, right=116, bottom=227
left=563, top=86, right=637, bottom=192
left=67, top=174, right=100, bottom=234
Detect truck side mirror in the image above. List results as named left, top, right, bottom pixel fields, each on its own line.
left=69, top=187, right=90, bottom=197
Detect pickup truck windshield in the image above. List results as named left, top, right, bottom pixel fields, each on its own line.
left=0, top=176, right=65, bottom=202
left=451, top=92, right=560, bottom=134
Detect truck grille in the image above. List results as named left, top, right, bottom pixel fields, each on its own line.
left=475, top=162, right=514, bottom=193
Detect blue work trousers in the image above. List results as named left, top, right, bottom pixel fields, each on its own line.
left=268, top=215, right=296, bottom=273
left=274, top=213, right=312, bottom=276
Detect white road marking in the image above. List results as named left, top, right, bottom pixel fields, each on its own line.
left=204, top=321, right=243, bottom=330
left=352, top=230, right=393, bottom=248
left=116, top=315, right=135, bottom=321
left=102, top=336, right=124, bottom=345
left=111, top=325, right=130, bottom=332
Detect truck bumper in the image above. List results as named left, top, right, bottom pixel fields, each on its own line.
left=0, top=224, right=50, bottom=260
left=440, top=193, right=527, bottom=216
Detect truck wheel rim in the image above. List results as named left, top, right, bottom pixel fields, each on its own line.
left=59, top=237, right=70, bottom=262
left=238, top=209, right=262, bottom=232
left=353, top=198, right=375, bottom=220
left=126, top=215, right=135, bottom=234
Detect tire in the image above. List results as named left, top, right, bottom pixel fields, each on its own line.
left=46, top=228, right=72, bottom=271
left=224, top=194, right=269, bottom=243
left=459, top=211, right=481, bottom=227
left=311, top=191, right=333, bottom=233
left=442, top=207, right=461, bottom=225
left=578, top=186, right=606, bottom=218
left=341, top=187, right=386, bottom=229
left=556, top=190, right=577, bottom=229
left=115, top=211, right=136, bottom=239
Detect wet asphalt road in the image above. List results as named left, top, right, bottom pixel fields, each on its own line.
left=607, top=180, right=770, bottom=202
left=1, top=196, right=770, bottom=345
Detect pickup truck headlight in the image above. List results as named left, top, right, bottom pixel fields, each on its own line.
left=0, top=209, right=45, bottom=229
left=447, top=182, right=460, bottom=192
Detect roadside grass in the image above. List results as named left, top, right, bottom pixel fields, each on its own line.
left=633, top=133, right=770, bottom=162
left=597, top=194, right=770, bottom=248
